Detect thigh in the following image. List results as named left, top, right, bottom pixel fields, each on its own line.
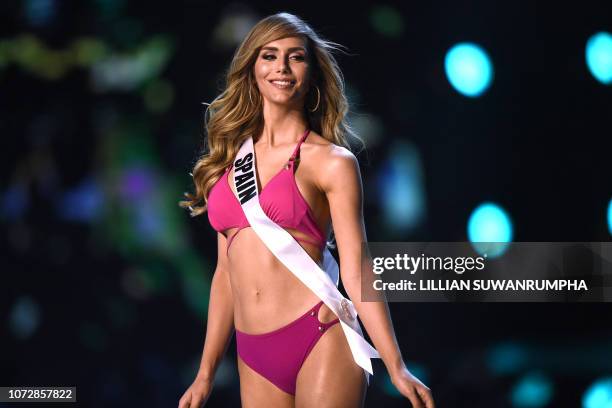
left=237, top=355, right=295, bottom=408
left=294, top=313, right=367, bottom=408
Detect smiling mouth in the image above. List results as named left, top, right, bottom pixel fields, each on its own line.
left=269, top=80, right=296, bottom=89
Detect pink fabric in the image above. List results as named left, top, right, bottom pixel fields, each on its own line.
left=207, top=129, right=326, bottom=254
left=235, top=300, right=340, bottom=395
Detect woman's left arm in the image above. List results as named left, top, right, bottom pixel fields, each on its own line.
left=320, top=147, right=435, bottom=408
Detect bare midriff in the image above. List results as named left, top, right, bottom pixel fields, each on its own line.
left=224, top=169, right=337, bottom=334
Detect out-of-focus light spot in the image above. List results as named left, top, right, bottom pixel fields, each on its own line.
left=24, top=0, right=56, bottom=27
left=377, top=371, right=403, bottom=398
left=12, top=34, right=45, bottom=73
left=119, top=167, right=155, bottom=201
left=57, top=177, right=104, bottom=222
left=39, top=49, right=72, bottom=80
left=91, top=35, right=174, bottom=92
left=445, top=43, right=494, bottom=97
left=181, top=261, right=211, bottom=316
left=79, top=322, right=108, bottom=352
left=143, top=79, right=175, bottom=113
left=72, top=38, right=108, bottom=66
left=1, top=183, right=29, bottom=220
left=211, top=11, right=258, bottom=49
left=10, top=34, right=70, bottom=79
left=511, top=372, right=554, bottom=408
left=607, top=198, right=612, bottom=236
left=1, top=34, right=173, bottom=81
left=370, top=5, right=405, bottom=37
left=113, top=159, right=186, bottom=252
left=379, top=142, right=426, bottom=231
left=135, top=200, right=164, bottom=244
left=115, top=133, right=159, bottom=167
left=468, top=202, right=513, bottom=258
left=214, top=357, right=237, bottom=389
left=487, top=342, right=527, bottom=375
left=349, top=113, right=384, bottom=147
left=586, top=32, right=612, bottom=85
left=175, top=253, right=212, bottom=317
left=8, top=296, right=41, bottom=340
left=583, top=377, right=612, bottom=408
left=405, top=361, right=428, bottom=385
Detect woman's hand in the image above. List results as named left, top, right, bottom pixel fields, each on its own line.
left=390, top=364, right=435, bottom=408
left=177, top=374, right=213, bottom=408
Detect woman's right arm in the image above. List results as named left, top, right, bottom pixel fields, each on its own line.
left=179, top=232, right=234, bottom=408
left=198, top=232, right=234, bottom=379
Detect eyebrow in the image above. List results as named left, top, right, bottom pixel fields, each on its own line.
left=261, top=46, right=306, bottom=53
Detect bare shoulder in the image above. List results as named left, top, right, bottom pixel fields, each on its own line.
left=304, top=131, right=359, bottom=192
left=304, top=131, right=355, bottom=163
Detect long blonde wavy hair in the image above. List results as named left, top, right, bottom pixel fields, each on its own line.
left=179, top=12, right=358, bottom=221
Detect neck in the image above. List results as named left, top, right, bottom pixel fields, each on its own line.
left=258, top=101, right=308, bottom=148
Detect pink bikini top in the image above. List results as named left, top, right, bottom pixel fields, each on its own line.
left=207, top=129, right=326, bottom=255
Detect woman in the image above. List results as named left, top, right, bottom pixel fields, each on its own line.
left=178, top=12, right=434, bottom=408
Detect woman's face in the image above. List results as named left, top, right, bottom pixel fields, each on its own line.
left=253, top=36, right=311, bottom=109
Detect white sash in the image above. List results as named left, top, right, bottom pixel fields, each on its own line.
left=230, top=136, right=380, bottom=384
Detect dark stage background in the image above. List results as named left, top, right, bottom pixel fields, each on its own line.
left=1, top=1, right=611, bottom=407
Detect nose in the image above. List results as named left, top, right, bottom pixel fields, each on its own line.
left=275, top=55, right=290, bottom=73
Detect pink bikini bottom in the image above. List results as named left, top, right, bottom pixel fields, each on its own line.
left=235, top=300, right=340, bottom=396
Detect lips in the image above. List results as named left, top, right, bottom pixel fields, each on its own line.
left=268, top=79, right=295, bottom=89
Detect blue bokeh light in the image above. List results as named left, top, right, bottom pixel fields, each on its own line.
left=511, top=372, right=554, bottom=408
left=57, top=177, right=104, bottom=222
left=379, top=142, right=426, bottom=231
left=468, top=202, right=513, bottom=257
left=25, top=0, right=57, bottom=27
left=8, top=296, right=41, bottom=340
left=445, top=42, right=494, bottom=97
left=586, top=32, right=612, bottom=85
left=487, top=342, right=528, bottom=375
left=1, top=183, right=29, bottom=220
left=583, top=377, right=612, bottom=408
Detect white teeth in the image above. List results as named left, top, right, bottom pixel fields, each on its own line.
left=271, top=80, right=293, bottom=86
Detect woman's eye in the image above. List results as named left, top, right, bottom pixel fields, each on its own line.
left=261, top=54, right=304, bottom=61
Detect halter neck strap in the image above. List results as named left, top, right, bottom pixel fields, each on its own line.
left=289, top=129, right=311, bottom=161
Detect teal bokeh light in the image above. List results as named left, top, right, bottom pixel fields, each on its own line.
left=444, top=42, right=494, bottom=97
left=607, top=198, right=612, bottom=236
left=586, top=32, right=612, bottom=85
left=379, top=142, right=426, bottom=231
left=583, top=377, right=612, bottom=408
left=487, top=342, right=528, bottom=375
left=511, top=372, right=554, bottom=408
left=468, top=202, right=513, bottom=257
